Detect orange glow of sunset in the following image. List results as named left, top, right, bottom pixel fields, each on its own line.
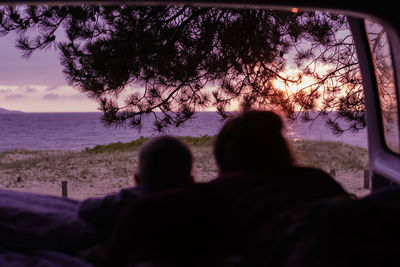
left=272, top=74, right=320, bottom=96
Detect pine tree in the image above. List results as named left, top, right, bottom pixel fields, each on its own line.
left=0, top=5, right=369, bottom=132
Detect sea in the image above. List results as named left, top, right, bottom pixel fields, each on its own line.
left=0, top=112, right=368, bottom=152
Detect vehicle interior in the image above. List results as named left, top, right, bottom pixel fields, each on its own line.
left=0, top=0, right=399, bottom=266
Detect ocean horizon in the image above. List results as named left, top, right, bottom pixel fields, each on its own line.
left=0, top=111, right=368, bottom=152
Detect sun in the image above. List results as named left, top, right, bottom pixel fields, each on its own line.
left=272, top=72, right=320, bottom=95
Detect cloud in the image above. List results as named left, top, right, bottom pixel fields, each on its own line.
left=0, top=85, right=41, bottom=94
left=43, top=93, right=60, bottom=100
left=25, top=87, right=38, bottom=93
left=5, top=94, right=25, bottom=100
left=43, top=93, right=88, bottom=100
left=68, top=94, right=88, bottom=100
left=0, top=89, right=12, bottom=94
left=46, top=85, right=59, bottom=91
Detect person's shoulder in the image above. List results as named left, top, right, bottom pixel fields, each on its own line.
left=287, top=166, right=332, bottom=177
left=281, top=166, right=336, bottom=184
left=78, top=186, right=145, bottom=220
left=206, top=171, right=266, bottom=186
left=119, top=186, right=147, bottom=199
left=286, top=166, right=348, bottom=196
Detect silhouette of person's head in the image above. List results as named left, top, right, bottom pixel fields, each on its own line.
left=135, top=135, right=194, bottom=191
left=214, top=110, right=293, bottom=174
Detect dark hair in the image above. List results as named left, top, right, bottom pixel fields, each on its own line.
left=214, top=110, right=294, bottom=174
left=138, top=135, right=193, bottom=190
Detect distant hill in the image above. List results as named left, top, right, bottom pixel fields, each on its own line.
left=0, top=107, right=23, bottom=113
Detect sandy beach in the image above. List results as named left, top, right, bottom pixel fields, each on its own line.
left=0, top=138, right=370, bottom=199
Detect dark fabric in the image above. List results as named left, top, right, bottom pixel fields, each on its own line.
left=258, top=198, right=400, bottom=267
left=0, top=248, right=94, bottom=267
left=0, top=189, right=96, bottom=253
left=78, top=186, right=146, bottom=244
left=364, top=185, right=400, bottom=204
left=107, top=167, right=347, bottom=266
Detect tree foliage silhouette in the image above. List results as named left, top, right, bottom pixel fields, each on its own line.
left=0, top=5, right=367, bottom=132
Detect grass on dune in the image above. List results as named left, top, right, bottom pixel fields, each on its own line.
left=0, top=136, right=368, bottom=188
left=85, top=135, right=215, bottom=153
left=291, top=139, right=368, bottom=172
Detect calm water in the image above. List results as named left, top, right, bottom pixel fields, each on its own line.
left=0, top=112, right=367, bottom=152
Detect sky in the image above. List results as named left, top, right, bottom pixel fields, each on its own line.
left=0, top=23, right=350, bottom=113
left=0, top=31, right=229, bottom=113
left=0, top=32, right=98, bottom=112
left=0, top=30, right=293, bottom=113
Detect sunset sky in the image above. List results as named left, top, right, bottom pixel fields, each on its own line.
left=0, top=31, right=229, bottom=113
left=0, top=29, right=330, bottom=113
left=0, top=32, right=98, bottom=112
left=0, top=30, right=293, bottom=113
